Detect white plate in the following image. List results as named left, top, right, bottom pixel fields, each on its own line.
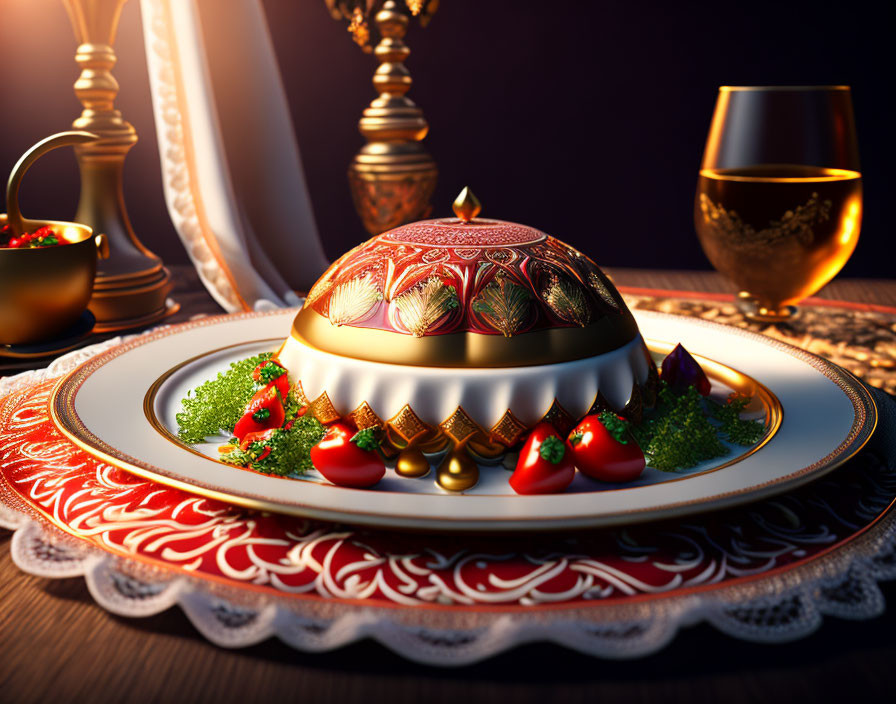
left=50, top=310, right=876, bottom=531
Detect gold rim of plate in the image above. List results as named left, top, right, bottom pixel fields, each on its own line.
left=45, top=310, right=878, bottom=530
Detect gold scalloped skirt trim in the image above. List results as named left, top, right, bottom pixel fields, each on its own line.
left=294, top=351, right=660, bottom=459
left=290, top=339, right=783, bottom=462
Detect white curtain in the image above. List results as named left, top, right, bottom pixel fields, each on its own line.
left=140, top=0, right=329, bottom=312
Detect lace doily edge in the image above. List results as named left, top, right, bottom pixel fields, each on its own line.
left=3, top=499, right=896, bottom=666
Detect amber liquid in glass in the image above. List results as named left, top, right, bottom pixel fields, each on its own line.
left=695, top=164, right=862, bottom=308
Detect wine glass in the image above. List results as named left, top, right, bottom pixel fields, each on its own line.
left=695, top=86, right=862, bottom=322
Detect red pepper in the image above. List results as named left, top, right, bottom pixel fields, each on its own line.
left=509, top=423, right=575, bottom=495
left=661, top=343, right=711, bottom=396
left=233, top=383, right=286, bottom=441
left=2, top=227, right=63, bottom=249
left=239, top=428, right=276, bottom=451
left=252, top=360, right=289, bottom=400
left=237, top=428, right=275, bottom=467
left=309, top=422, right=385, bottom=488
left=568, top=412, right=645, bottom=483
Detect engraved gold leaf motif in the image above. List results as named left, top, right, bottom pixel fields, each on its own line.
left=350, top=401, right=385, bottom=431
left=588, top=272, right=621, bottom=312
left=471, top=275, right=531, bottom=337
left=309, top=392, right=340, bottom=425
left=543, top=277, right=592, bottom=326
left=389, top=404, right=430, bottom=444
left=490, top=410, right=528, bottom=446
left=327, top=275, right=381, bottom=326
left=440, top=407, right=479, bottom=445
left=393, top=276, right=459, bottom=337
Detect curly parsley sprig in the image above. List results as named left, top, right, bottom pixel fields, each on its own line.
left=222, top=415, right=325, bottom=477
left=707, top=394, right=765, bottom=445
left=631, top=383, right=729, bottom=472
left=629, top=382, right=767, bottom=472
left=176, top=352, right=273, bottom=443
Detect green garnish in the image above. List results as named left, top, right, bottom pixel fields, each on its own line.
left=351, top=427, right=381, bottom=452
left=631, top=383, right=728, bottom=472
left=178, top=352, right=325, bottom=476
left=598, top=411, right=632, bottom=445
left=220, top=446, right=251, bottom=465
left=707, top=395, right=765, bottom=445
left=257, top=361, right=286, bottom=384
left=538, top=435, right=566, bottom=464
left=176, top=352, right=273, bottom=443
left=252, top=417, right=326, bottom=476
left=221, top=416, right=325, bottom=476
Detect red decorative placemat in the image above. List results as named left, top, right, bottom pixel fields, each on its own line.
left=2, top=378, right=893, bottom=609
left=3, top=313, right=896, bottom=663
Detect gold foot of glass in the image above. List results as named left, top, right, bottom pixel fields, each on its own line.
left=743, top=306, right=798, bottom=324
left=738, top=293, right=798, bottom=323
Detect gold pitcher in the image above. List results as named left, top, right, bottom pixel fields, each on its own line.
left=1, top=132, right=109, bottom=345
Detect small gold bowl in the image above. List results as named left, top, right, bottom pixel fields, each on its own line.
left=1, top=131, right=107, bottom=346
left=0, top=214, right=105, bottom=345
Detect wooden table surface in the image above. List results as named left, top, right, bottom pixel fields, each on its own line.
left=3, top=265, right=896, bottom=703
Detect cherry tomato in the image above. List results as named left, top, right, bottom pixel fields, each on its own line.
left=568, top=413, right=645, bottom=483
left=252, top=360, right=290, bottom=400
left=309, top=422, right=385, bottom=488
left=233, top=383, right=285, bottom=441
left=509, top=423, right=575, bottom=495
left=661, top=343, right=711, bottom=396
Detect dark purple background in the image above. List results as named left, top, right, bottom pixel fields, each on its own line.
left=0, top=1, right=891, bottom=283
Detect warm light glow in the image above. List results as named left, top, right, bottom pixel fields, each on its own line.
left=699, top=167, right=860, bottom=183
left=839, top=196, right=862, bottom=246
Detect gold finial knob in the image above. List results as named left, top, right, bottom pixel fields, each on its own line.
left=452, top=187, right=482, bottom=223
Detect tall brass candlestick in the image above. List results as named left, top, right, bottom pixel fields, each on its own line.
left=342, top=0, right=438, bottom=235
left=64, top=0, right=173, bottom=331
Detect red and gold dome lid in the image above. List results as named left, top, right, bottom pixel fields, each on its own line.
left=292, top=189, right=640, bottom=368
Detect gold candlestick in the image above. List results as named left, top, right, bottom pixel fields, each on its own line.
left=334, top=0, right=438, bottom=236
left=64, top=0, right=174, bottom=332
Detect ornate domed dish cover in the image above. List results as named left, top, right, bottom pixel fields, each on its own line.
left=278, top=190, right=656, bottom=474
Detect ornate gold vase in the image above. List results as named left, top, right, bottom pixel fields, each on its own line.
left=338, top=0, right=438, bottom=236
left=63, top=0, right=174, bottom=331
